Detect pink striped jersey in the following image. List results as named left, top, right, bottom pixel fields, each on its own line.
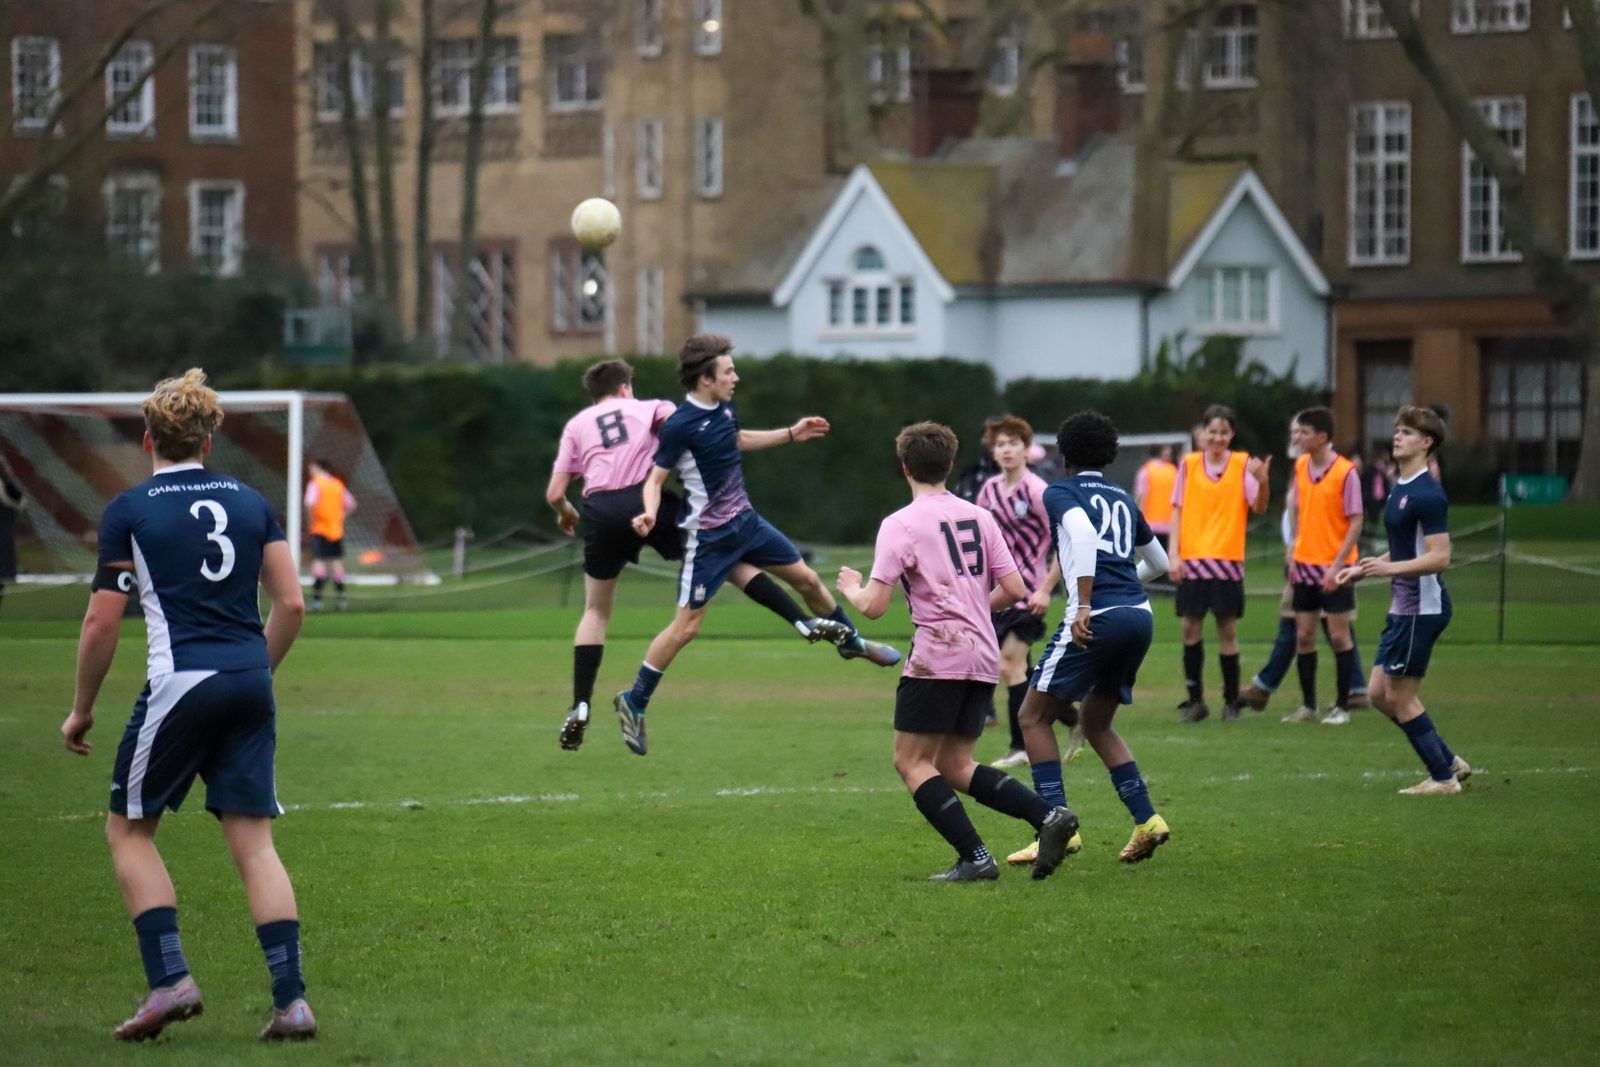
left=976, top=470, right=1052, bottom=593
left=869, top=490, right=1019, bottom=682
left=553, top=397, right=676, bottom=495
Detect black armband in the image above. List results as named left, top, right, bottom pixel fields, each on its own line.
left=92, top=565, right=135, bottom=595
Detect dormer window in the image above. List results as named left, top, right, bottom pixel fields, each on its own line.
left=824, top=246, right=915, bottom=334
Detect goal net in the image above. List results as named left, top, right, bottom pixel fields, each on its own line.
left=0, top=390, right=431, bottom=587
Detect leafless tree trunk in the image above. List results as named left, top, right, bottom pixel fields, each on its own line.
left=448, top=0, right=500, bottom=358
left=370, top=0, right=401, bottom=313
left=799, top=0, right=878, bottom=169
left=412, top=0, right=438, bottom=345
left=329, top=0, right=380, bottom=305
left=1380, top=0, right=1600, bottom=501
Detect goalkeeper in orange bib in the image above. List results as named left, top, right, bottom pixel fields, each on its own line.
left=305, top=459, right=356, bottom=612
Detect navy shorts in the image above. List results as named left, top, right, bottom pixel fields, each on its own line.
left=678, top=509, right=802, bottom=608
left=1374, top=607, right=1452, bottom=679
left=110, top=668, right=281, bottom=820
left=1032, top=607, right=1154, bottom=706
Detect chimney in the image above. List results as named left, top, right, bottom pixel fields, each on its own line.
left=912, top=68, right=981, bottom=158
left=1054, top=60, right=1122, bottom=163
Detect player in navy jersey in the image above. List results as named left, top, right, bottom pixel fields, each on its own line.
left=615, top=334, right=901, bottom=755
left=1338, top=406, right=1471, bottom=795
left=58, top=370, right=317, bottom=1042
left=1013, top=412, right=1174, bottom=878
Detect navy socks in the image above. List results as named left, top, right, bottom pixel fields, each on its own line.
left=1108, top=761, right=1156, bottom=823
left=256, top=919, right=306, bottom=1011
left=1399, top=713, right=1456, bottom=781
left=629, top=663, right=664, bottom=712
left=132, top=906, right=189, bottom=990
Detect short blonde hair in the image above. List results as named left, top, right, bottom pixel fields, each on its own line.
left=143, top=368, right=223, bottom=461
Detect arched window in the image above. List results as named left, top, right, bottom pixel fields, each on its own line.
left=854, top=245, right=886, bottom=271
left=825, top=246, right=916, bottom=333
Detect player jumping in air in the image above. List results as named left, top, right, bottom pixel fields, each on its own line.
left=59, top=370, right=316, bottom=1042
left=304, top=458, right=355, bottom=612
left=836, top=422, right=1073, bottom=882
left=615, top=335, right=900, bottom=755
left=1012, top=411, right=1173, bottom=877
left=1338, top=406, right=1471, bottom=795
left=547, top=359, right=852, bottom=750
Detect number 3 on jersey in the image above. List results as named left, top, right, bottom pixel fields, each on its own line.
left=596, top=410, right=629, bottom=449
left=190, top=499, right=236, bottom=581
left=1090, top=494, right=1133, bottom=557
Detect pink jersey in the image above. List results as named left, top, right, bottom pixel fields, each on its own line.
left=976, top=471, right=1052, bottom=593
left=553, top=397, right=676, bottom=495
left=869, top=491, right=1019, bottom=682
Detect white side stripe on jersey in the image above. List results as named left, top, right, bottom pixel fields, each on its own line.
left=130, top=536, right=174, bottom=678
left=125, top=670, right=216, bottom=819
left=676, top=453, right=708, bottom=532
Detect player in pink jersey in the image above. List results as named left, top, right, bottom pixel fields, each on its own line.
left=975, top=415, right=1063, bottom=768
left=837, top=422, right=1075, bottom=882
left=546, top=360, right=847, bottom=750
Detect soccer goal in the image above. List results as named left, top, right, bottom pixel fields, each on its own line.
left=0, top=390, right=432, bottom=585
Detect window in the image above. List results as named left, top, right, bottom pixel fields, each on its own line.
left=1565, top=2, right=1600, bottom=28
left=694, top=116, right=723, bottom=198
left=637, top=0, right=664, bottom=56
left=1174, top=31, right=1201, bottom=90
left=636, top=265, right=665, bottom=352
left=313, top=42, right=405, bottom=121
left=433, top=246, right=516, bottom=361
left=103, top=172, right=161, bottom=271
left=1357, top=342, right=1412, bottom=456
left=1462, top=96, right=1525, bottom=263
left=1572, top=94, right=1600, bottom=258
left=867, top=27, right=913, bottom=104
left=12, top=36, right=60, bottom=132
left=1484, top=339, right=1585, bottom=474
left=1349, top=101, right=1411, bottom=266
left=1203, top=5, right=1257, bottom=88
left=189, top=44, right=238, bottom=139
left=188, top=181, right=244, bottom=276
left=315, top=245, right=362, bottom=307
left=989, top=20, right=1023, bottom=96
left=546, top=35, right=599, bottom=112
left=695, top=0, right=723, bottom=56
left=1451, top=0, right=1530, bottom=33
left=107, top=41, right=155, bottom=136
left=435, top=37, right=520, bottom=117
left=636, top=117, right=663, bottom=199
left=1193, top=267, right=1273, bottom=332
left=824, top=246, right=916, bottom=334
left=550, top=240, right=604, bottom=334
left=1115, top=35, right=1144, bottom=93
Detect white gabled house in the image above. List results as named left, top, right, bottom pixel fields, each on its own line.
left=693, top=136, right=1330, bottom=386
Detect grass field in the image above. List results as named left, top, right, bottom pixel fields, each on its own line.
left=3, top=588, right=1599, bottom=1065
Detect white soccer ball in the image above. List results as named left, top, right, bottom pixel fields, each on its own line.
left=570, top=197, right=622, bottom=250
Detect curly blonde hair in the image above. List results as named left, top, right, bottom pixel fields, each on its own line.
left=143, top=368, right=224, bottom=461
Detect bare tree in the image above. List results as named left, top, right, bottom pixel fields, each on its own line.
left=328, top=0, right=380, bottom=303
left=1379, top=0, right=1600, bottom=500
left=447, top=0, right=500, bottom=357
left=370, top=0, right=402, bottom=312
left=413, top=0, right=439, bottom=343
left=799, top=0, right=879, bottom=167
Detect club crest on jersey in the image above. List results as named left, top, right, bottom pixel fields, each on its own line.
left=724, top=409, right=734, bottom=419
left=1012, top=497, right=1029, bottom=519
left=1399, top=496, right=1409, bottom=510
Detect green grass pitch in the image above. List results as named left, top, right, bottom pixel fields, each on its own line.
left=3, top=592, right=1599, bottom=1065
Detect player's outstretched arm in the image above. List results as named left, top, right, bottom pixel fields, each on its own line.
left=836, top=566, right=892, bottom=619
left=261, top=541, right=306, bottom=673
left=633, top=466, right=672, bottom=536
left=738, top=416, right=830, bottom=452
left=545, top=471, right=581, bottom=537
left=63, top=574, right=130, bottom=755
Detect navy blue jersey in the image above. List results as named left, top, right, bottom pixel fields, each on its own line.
left=98, top=464, right=285, bottom=676
left=653, top=396, right=751, bottom=531
left=1044, top=471, right=1155, bottom=616
left=1383, top=470, right=1449, bottom=616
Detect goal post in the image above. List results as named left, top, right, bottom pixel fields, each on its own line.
left=0, top=390, right=432, bottom=584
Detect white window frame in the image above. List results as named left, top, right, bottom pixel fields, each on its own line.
left=1450, top=0, right=1530, bottom=34
left=1571, top=94, right=1600, bottom=259
left=435, top=37, right=521, bottom=118
left=1461, top=95, right=1525, bottom=264
left=694, top=116, right=723, bottom=199
left=867, top=27, right=913, bottom=104
left=1343, top=0, right=1420, bottom=38
left=106, top=40, right=155, bottom=137
left=636, top=264, right=665, bottom=353
left=1115, top=35, right=1144, bottom=94
left=188, top=44, right=238, bottom=140
left=434, top=246, right=516, bottom=361
left=11, top=36, right=61, bottom=133
left=636, top=117, right=663, bottom=199
left=1348, top=101, right=1411, bottom=267
left=1202, top=5, right=1258, bottom=89
left=316, top=246, right=362, bottom=307
left=821, top=246, right=918, bottom=339
left=637, top=0, right=664, bottom=57
left=313, top=43, right=405, bottom=122
left=103, top=171, right=162, bottom=273
left=546, top=37, right=599, bottom=113
left=188, top=180, right=245, bottom=277
left=1193, top=266, right=1277, bottom=335
left=695, top=0, right=723, bottom=57
left=988, top=20, right=1023, bottom=96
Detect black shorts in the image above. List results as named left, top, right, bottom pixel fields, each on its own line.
left=893, top=677, right=996, bottom=737
left=579, top=484, right=685, bottom=580
left=1175, top=578, right=1246, bottom=619
left=992, top=607, right=1046, bottom=647
left=1291, top=580, right=1355, bottom=615
left=309, top=534, right=344, bottom=560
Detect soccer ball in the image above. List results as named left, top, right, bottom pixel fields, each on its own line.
left=570, top=197, right=622, bottom=250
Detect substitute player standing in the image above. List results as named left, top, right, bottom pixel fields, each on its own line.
left=304, top=458, right=356, bottom=612
left=975, top=415, right=1062, bottom=769
left=616, top=335, right=900, bottom=755
left=836, top=422, right=1072, bottom=881
left=1338, top=406, right=1471, bottom=795
left=547, top=359, right=849, bottom=749
left=59, top=370, right=316, bottom=1042
left=1133, top=443, right=1178, bottom=540
left=1168, top=405, right=1271, bottom=722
